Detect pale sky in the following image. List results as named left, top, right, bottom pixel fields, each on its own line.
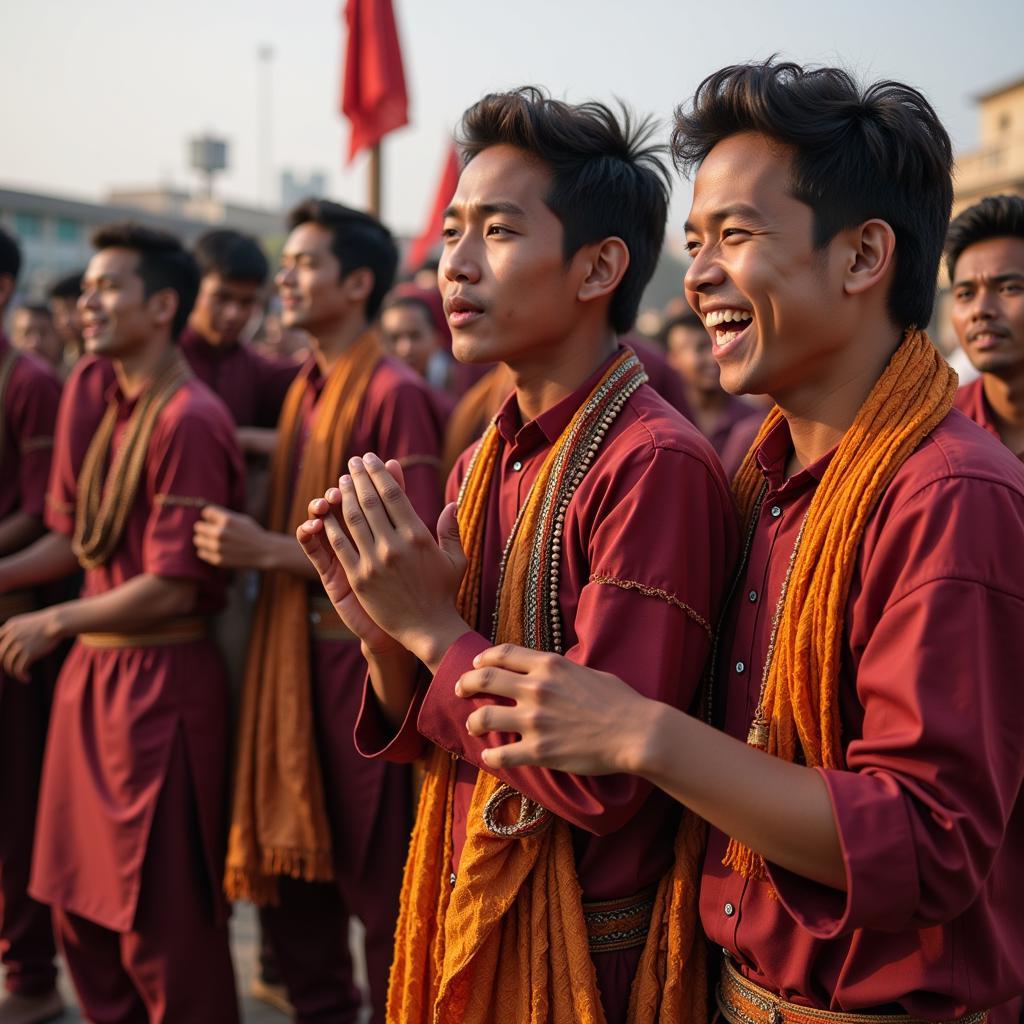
left=3, top=0, right=1022, bottom=254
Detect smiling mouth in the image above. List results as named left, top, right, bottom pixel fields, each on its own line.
left=704, top=308, right=753, bottom=348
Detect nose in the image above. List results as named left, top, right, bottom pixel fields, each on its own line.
left=969, top=287, right=998, bottom=321
left=78, top=287, right=100, bottom=312
left=276, top=264, right=296, bottom=290
left=683, top=245, right=726, bottom=297
left=440, top=234, right=480, bottom=286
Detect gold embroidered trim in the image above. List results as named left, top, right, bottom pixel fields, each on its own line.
left=590, top=573, right=712, bottom=640
left=397, top=453, right=441, bottom=470
left=154, top=493, right=209, bottom=509
left=22, top=435, right=54, bottom=453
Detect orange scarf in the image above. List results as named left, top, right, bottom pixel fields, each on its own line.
left=723, top=329, right=957, bottom=880
left=388, top=350, right=706, bottom=1024
left=225, top=330, right=381, bottom=904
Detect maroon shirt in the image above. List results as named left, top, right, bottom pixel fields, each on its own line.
left=357, top=349, right=738, bottom=1008
left=0, top=333, right=61, bottom=523
left=180, top=327, right=299, bottom=428
left=701, top=410, right=1024, bottom=1019
left=954, top=377, right=1024, bottom=462
left=31, top=356, right=245, bottom=930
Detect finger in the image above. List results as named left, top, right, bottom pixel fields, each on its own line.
left=384, top=458, right=406, bottom=493
left=472, top=643, right=550, bottom=674
left=307, top=496, right=330, bottom=519
left=465, top=703, right=527, bottom=738
left=323, top=492, right=361, bottom=570
left=296, top=520, right=336, bottom=578
left=200, top=505, right=227, bottom=523
left=480, top=740, right=542, bottom=771
left=12, top=646, right=31, bottom=683
left=362, top=453, right=421, bottom=532
left=456, top=666, right=533, bottom=702
left=436, top=502, right=465, bottom=565
left=347, top=457, right=396, bottom=540
left=192, top=521, right=218, bottom=540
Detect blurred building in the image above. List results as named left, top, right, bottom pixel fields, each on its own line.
left=953, top=75, right=1024, bottom=216
left=0, top=185, right=284, bottom=302
left=280, top=170, right=328, bottom=211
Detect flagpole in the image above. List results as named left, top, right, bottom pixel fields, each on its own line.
left=369, top=142, right=382, bottom=217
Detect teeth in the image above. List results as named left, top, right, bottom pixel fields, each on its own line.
left=704, top=309, right=752, bottom=327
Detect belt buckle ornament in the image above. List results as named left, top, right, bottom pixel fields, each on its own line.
left=482, top=783, right=553, bottom=838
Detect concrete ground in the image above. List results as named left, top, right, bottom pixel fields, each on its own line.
left=4, top=903, right=370, bottom=1022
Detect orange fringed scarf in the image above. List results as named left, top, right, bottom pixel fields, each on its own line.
left=723, top=329, right=957, bottom=881
left=225, top=330, right=381, bottom=904
left=388, top=349, right=707, bottom=1024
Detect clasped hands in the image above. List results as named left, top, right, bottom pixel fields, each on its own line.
left=296, top=451, right=646, bottom=777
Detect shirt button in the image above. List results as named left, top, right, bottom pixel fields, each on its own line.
left=512, top=460, right=523, bottom=471
left=770, top=504, right=782, bottom=518
left=735, top=661, right=745, bottom=674
left=724, top=902, right=735, bottom=917
left=748, top=590, right=758, bottom=602
left=449, top=872, right=457, bottom=887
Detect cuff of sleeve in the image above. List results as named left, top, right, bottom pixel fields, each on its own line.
left=416, top=630, right=491, bottom=756
left=353, top=669, right=428, bottom=763
left=767, top=767, right=918, bottom=938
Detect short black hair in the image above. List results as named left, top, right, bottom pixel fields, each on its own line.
left=672, top=59, right=953, bottom=330
left=91, top=222, right=199, bottom=338
left=16, top=302, right=52, bottom=320
left=945, top=194, right=1024, bottom=283
left=457, top=86, right=671, bottom=335
left=0, top=226, right=22, bottom=286
left=287, top=198, right=398, bottom=320
left=49, top=270, right=83, bottom=301
left=193, top=228, right=269, bottom=285
left=381, top=292, right=435, bottom=325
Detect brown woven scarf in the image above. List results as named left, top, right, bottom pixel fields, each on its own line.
left=225, top=329, right=381, bottom=904
left=72, top=349, right=192, bottom=570
left=387, top=350, right=707, bottom=1024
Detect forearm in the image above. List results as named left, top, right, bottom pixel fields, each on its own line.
left=364, top=644, right=421, bottom=730
left=632, top=702, right=846, bottom=890
left=263, top=531, right=319, bottom=579
left=0, top=513, right=46, bottom=557
left=236, top=427, right=278, bottom=457
left=49, top=573, right=199, bottom=639
left=0, top=531, right=78, bottom=592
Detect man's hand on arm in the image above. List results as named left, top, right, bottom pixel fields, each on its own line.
left=0, top=573, right=198, bottom=682
left=193, top=505, right=316, bottom=578
left=459, top=644, right=846, bottom=892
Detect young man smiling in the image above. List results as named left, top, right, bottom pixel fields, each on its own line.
left=298, top=89, right=737, bottom=1024
left=947, top=194, right=1024, bottom=461
left=0, top=223, right=244, bottom=1022
left=438, top=62, right=1024, bottom=1024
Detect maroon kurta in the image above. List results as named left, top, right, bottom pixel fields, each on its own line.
left=701, top=410, right=1024, bottom=1022
left=356, top=349, right=738, bottom=1022
left=179, top=326, right=299, bottom=429
left=261, top=353, right=443, bottom=1024
left=954, top=377, right=1024, bottom=462
left=32, top=355, right=245, bottom=932
left=0, top=334, right=62, bottom=999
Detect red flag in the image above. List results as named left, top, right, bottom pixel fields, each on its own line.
left=340, top=0, right=409, bottom=163
left=405, top=143, right=460, bottom=272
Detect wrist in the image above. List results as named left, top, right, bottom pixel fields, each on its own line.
left=409, top=613, right=471, bottom=674
left=45, top=604, right=71, bottom=642
left=621, top=698, right=678, bottom=778
left=257, top=528, right=284, bottom=571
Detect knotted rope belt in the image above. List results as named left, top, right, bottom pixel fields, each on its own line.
left=718, top=954, right=988, bottom=1024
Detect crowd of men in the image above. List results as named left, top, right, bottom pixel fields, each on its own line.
left=0, top=57, right=1022, bottom=1024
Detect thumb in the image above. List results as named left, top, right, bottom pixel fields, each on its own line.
left=436, top=502, right=464, bottom=563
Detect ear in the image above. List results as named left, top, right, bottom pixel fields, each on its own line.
left=342, top=267, right=374, bottom=307
left=146, top=287, right=179, bottom=331
left=576, top=237, right=630, bottom=307
left=842, top=219, right=896, bottom=298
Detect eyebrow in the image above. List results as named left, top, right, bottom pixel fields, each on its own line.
left=952, top=271, right=1024, bottom=288
left=684, top=203, right=765, bottom=233
left=442, top=200, right=528, bottom=220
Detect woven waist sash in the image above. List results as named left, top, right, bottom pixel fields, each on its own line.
left=718, top=954, right=988, bottom=1024
left=79, top=616, right=207, bottom=649
left=0, top=589, right=35, bottom=624
left=582, top=884, right=657, bottom=954
left=308, top=595, right=358, bottom=643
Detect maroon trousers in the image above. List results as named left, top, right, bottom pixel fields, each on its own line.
left=53, top=734, right=239, bottom=1024
left=259, top=640, right=411, bottom=1024
left=0, top=673, right=57, bottom=998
